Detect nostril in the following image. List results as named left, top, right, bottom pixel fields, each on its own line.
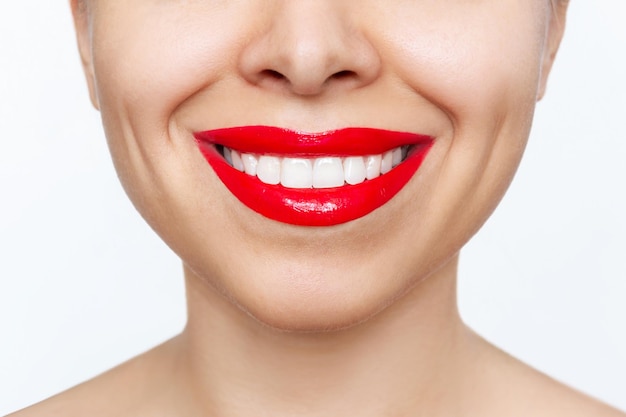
left=262, top=69, right=355, bottom=83
left=255, top=68, right=361, bottom=95
left=331, top=70, right=355, bottom=80
left=261, top=69, right=286, bottom=81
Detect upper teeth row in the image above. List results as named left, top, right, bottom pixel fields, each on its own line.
left=223, top=147, right=407, bottom=189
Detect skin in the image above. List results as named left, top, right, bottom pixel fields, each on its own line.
left=10, top=0, right=626, bottom=416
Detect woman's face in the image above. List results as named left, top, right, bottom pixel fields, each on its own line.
left=73, top=0, right=566, bottom=330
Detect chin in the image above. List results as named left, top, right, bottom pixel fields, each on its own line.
left=230, top=269, right=401, bottom=333
left=243, top=299, right=384, bottom=333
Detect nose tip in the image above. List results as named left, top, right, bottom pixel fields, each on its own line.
left=238, top=3, right=381, bottom=96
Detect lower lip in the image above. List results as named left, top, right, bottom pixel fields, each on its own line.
left=197, top=143, right=433, bottom=227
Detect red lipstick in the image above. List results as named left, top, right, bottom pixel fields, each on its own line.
left=195, top=126, right=433, bottom=226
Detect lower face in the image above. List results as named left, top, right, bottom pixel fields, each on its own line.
left=85, top=0, right=551, bottom=330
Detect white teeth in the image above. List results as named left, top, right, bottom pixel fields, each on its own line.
left=231, top=150, right=244, bottom=172
left=223, top=147, right=233, bottom=166
left=257, top=156, right=281, bottom=185
left=241, top=153, right=258, bottom=176
left=313, top=157, right=345, bottom=188
left=392, top=147, right=403, bottom=168
left=281, top=158, right=313, bottom=188
left=380, top=150, right=393, bottom=174
left=220, top=146, right=409, bottom=189
left=343, top=156, right=367, bottom=185
left=365, top=155, right=381, bottom=180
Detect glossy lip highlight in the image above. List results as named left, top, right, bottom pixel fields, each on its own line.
left=195, top=126, right=434, bottom=226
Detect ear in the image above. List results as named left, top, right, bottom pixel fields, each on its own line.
left=69, top=0, right=99, bottom=109
left=537, top=0, right=569, bottom=101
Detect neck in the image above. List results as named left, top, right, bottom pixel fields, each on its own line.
left=177, top=255, right=471, bottom=416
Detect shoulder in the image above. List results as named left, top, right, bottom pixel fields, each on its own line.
left=475, top=340, right=626, bottom=417
left=6, top=366, right=143, bottom=417
left=530, top=377, right=625, bottom=417
left=526, top=376, right=626, bottom=417
left=526, top=380, right=626, bottom=417
left=6, top=381, right=120, bottom=417
left=6, top=339, right=181, bottom=417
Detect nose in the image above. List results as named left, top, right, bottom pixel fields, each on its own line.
left=238, top=1, right=381, bottom=96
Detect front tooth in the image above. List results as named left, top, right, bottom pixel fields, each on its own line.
left=257, top=156, right=281, bottom=185
left=381, top=150, right=393, bottom=174
left=241, top=153, right=258, bottom=176
left=365, top=155, right=381, bottom=180
left=281, top=158, right=313, bottom=188
left=231, top=150, right=244, bottom=172
left=392, top=147, right=403, bottom=168
left=343, top=156, right=367, bottom=185
left=313, top=157, right=345, bottom=188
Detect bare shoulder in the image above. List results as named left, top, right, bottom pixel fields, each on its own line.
left=474, top=337, right=626, bottom=417
left=531, top=375, right=626, bottom=417
left=6, top=338, right=182, bottom=417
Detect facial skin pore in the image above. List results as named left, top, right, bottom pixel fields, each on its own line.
left=15, top=1, right=622, bottom=416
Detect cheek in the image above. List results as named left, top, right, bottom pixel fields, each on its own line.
left=369, top=2, right=549, bottom=254
left=91, top=3, right=250, bottom=125
left=379, top=2, right=547, bottom=125
left=88, top=3, right=257, bottom=226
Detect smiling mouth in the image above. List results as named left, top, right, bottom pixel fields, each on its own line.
left=195, top=126, right=433, bottom=227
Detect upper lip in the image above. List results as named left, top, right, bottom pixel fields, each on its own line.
left=193, top=126, right=433, bottom=156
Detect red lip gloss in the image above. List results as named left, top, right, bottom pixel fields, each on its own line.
left=195, top=126, right=433, bottom=226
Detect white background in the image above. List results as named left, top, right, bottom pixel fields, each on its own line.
left=1, top=1, right=625, bottom=414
